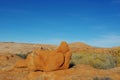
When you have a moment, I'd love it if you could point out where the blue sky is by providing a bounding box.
[0,0,120,47]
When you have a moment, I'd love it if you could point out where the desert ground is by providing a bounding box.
[0,42,120,80]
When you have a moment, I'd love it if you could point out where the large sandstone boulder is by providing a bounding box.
[15,41,72,71]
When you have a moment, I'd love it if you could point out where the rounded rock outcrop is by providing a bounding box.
[15,41,72,71]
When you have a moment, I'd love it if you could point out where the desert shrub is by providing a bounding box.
[113,55,120,67]
[70,53,117,69]
[16,54,28,59]
[113,48,120,66]
[16,52,31,59]
[93,76,112,80]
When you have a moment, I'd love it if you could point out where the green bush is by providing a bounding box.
[70,53,117,69]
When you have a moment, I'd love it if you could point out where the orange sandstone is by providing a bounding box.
[15,41,72,71]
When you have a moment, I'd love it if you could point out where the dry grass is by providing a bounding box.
[70,53,117,69]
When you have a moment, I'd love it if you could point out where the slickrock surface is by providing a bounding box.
[1,64,120,80]
[23,65,120,80]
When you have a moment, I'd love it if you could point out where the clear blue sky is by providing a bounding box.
[0,0,120,47]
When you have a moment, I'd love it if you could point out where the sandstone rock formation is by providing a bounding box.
[15,41,72,71]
